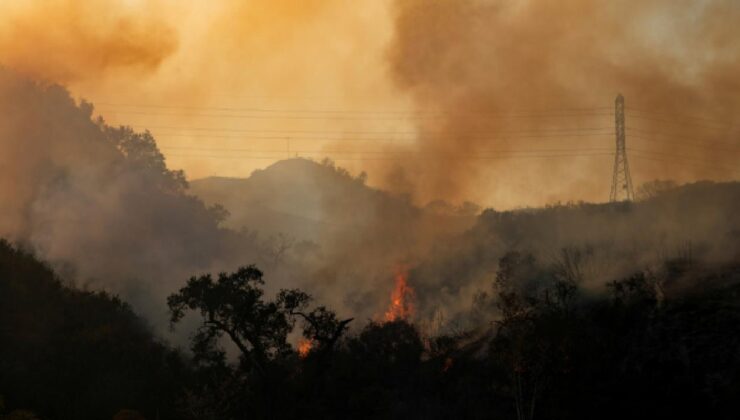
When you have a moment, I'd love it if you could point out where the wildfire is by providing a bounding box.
[443,357,454,373]
[298,338,313,358]
[384,266,415,322]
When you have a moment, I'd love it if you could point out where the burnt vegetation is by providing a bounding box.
[2,232,740,419]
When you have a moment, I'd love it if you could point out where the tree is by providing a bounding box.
[281,293,353,359]
[168,266,302,375]
[635,179,677,201]
[167,265,350,418]
[103,125,188,194]
[491,251,580,420]
[348,320,424,386]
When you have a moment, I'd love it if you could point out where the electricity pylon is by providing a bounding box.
[610,94,634,202]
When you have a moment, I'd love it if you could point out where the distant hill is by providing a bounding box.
[191,165,740,325]
[190,158,478,243]
[409,180,740,324]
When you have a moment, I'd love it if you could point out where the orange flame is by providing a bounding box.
[298,339,313,358]
[443,357,454,373]
[384,266,415,322]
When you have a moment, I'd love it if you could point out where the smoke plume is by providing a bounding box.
[1,1,739,338]
[386,0,740,205]
[0,69,268,331]
[0,0,177,82]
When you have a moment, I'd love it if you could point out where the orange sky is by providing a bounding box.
[0,0,412,182]
[0,0,737,209]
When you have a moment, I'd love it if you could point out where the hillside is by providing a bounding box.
[0,240,187,419]
[190,158,477,243]
[3,238,739,419]
[191,159,374,241]
[0,68,267,330]
[409,181,740,324]
[190,169,740,326]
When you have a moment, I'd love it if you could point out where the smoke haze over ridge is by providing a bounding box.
[387,0,740,204]
[0,1,739,337]
[1,1,737,208]
[2,5,740,418]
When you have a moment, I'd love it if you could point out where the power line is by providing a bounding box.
[97,109,614,122]
[151,131,615,142]
[629,134,740,154]
[97,102,613,117]
[165,151,615,162]
[627,128,739,148]
[626,107,736,127]
[625,112,736,131]
[154,141,740,168]
[133,125,421,135]
[159,145,614,154]
[629,151,736,172]
[156,134,401,143]
[91,97,737,183]
[630,155,730,172]
[134,125,613,136]
[628,148,737,171]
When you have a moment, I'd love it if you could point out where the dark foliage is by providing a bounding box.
[0,240,188,420]
[167,266,353,419]
[2,241,740,419]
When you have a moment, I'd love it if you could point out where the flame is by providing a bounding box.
[384,266,415,322]
[442,357,453,373]
[298,338,313,358]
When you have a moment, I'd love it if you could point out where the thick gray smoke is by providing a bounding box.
[1,68,738,340]
[0,69,264,330]
[408,182,740,331]
[384,0,740,206]
[4,0,740,338]
[0,68,474,331]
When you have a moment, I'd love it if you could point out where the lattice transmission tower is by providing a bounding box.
[610,94,634,202]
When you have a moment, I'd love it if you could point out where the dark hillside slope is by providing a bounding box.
[0,240,186,420]
[0,68,264,329]
[409,181,740,323]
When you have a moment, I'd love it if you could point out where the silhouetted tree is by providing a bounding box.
[167,265,351,418]
[168,266,299,376]
[635,179,677,201]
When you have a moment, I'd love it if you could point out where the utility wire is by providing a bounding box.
[628,148,736,171]
[151,132,615,142]
[91,100,738,179]
[629,134,740,154]
[159,146,614,154]
[97,109,614,121]
[134,125,613,136]
[165,151,615,162]
[629,152,736,172]
[625,112,736,131]
[626,107,736,127]
[97,102,613,117]
[627,128,739,148]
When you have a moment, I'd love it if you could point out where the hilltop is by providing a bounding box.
[190,158,478,242]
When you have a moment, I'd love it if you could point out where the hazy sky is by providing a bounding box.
[0,0,406,177]
[0,0,737,209]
